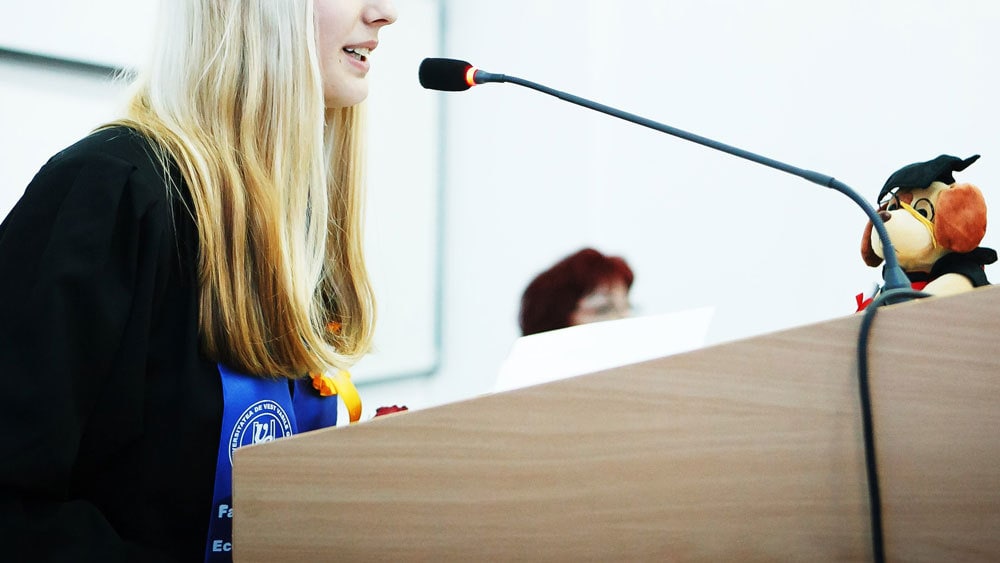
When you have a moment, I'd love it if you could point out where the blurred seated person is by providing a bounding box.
[519,247,634,336]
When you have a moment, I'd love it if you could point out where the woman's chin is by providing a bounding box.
[325,84,369,109]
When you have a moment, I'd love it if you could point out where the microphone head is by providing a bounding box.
[419,58,475,91]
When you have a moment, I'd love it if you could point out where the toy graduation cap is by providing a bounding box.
[878,154,980,202]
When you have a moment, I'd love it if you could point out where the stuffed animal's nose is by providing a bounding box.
[878,210,892,222]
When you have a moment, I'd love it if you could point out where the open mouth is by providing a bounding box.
[344,47,370,63]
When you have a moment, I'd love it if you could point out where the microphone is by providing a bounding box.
[418,57,911,294]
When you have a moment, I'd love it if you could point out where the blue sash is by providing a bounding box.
[204,364,338,562]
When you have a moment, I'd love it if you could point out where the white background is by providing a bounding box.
[3,1,999,416]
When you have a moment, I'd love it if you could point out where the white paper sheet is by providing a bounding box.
[494,306,715,392]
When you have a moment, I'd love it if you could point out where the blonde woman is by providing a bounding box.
[0,0,396,560]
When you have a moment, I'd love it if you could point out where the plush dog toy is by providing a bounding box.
[857,154,996,311]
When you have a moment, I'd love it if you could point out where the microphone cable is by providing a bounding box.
[855,287,929,563]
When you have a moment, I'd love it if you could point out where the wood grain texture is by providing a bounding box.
[233,286,1000,562]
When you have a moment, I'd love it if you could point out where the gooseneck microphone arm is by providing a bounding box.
[421,57,908,562]
[423,58,910,293]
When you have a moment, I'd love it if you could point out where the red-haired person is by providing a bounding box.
[518,248,635,336]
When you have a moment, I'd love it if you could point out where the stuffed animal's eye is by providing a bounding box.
[878,193,898,210]
[913,198,935,221]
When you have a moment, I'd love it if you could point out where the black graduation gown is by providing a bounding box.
[0,127,222,562]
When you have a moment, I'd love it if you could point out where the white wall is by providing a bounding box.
[358,0,1000,412]
[3,1,1000,415]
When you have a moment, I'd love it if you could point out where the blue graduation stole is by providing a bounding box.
[203,364,340,562]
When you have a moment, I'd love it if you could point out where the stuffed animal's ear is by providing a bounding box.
[861,201,885,268]
[861,220,884,267]
[936,183,987,253]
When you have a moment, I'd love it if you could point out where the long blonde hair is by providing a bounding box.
[110,0,375,377]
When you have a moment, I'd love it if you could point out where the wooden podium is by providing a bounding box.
[232,286,1000,561]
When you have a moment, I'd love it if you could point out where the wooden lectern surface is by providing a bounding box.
[233,286,1000,562]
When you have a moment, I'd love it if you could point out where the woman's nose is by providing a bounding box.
[365,0,398,27]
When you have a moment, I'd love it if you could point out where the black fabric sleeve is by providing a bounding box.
[929,247,997,287]
[0,149,176,562]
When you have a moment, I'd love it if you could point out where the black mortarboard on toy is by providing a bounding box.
[878,154,980,202]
